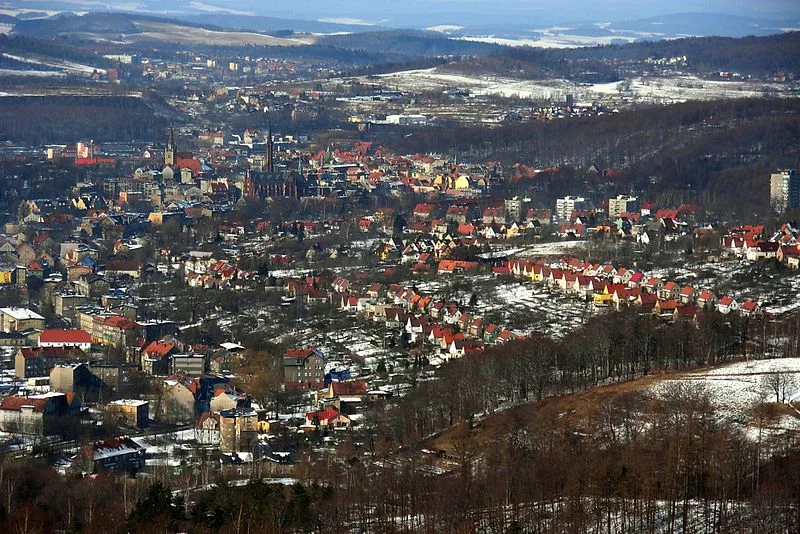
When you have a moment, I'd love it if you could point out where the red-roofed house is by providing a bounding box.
[38,329,91,351]
[697,290,716,310]
[305,407,350,429]
[678,286,695,305]
[141,340,177,376]
[0,393,78,435]
[717,296,739,315]
[413,203,436,220]
[740,300,759,316]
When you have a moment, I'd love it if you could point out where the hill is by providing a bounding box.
[389,98,800,216]
[10,12,316,47]
[0,94,171,143]
[437,31,800,81]
[427,358,800,455]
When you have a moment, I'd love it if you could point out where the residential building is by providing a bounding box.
[38,329,91,351]
[75,437,146,474]
[555,196,589,221]
[219,408,259,453]
[0,308,45,333]
[210,390,251,413]
[770,170,800,213]
[107,399,149,429]
[53,292,88,321]
[15,346,84,379]
[160,377,199,423]
[171,353,205,376]
[282,348,325,391]
[504,197,523,222]
[50,363,109,402]
[608,195,639,217]
[140,340,177,376]
[195,412,220,444]
[0,393,78,435]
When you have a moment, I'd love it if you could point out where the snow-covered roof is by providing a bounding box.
[0,308,44,321]
[108,399,148,407]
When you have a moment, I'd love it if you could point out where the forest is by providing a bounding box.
[438,31,800,81]
[0,96,169,144]
[507,31,800,77]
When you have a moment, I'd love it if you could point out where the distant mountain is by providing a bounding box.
[12,12,144,37]
[169,14,391,35]
[316,31,501,57]
[610,12,798,38]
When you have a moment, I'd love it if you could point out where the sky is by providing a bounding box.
[7,0,800,29]
[222,0,800,25]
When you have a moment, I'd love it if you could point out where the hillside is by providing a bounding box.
[8,13,501,59]
[10,12,315,47]
[427,358,800,454]
[439,31,800,81]
[0,94,171,143]
[388,98,800,215]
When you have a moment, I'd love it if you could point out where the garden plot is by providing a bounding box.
[433,274,592,337]
[291,326,407,374]
[485,282,591,337]
[515,240,589,258]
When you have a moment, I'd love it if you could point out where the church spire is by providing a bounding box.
[165,127,176,166]
[267,120,274,173]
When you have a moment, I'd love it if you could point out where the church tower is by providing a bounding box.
[164,127,176,166]
[266,121,274,173]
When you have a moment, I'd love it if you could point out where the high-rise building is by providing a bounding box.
[770,170,800,213]
[608,195,640,217]
[555,196,590,221]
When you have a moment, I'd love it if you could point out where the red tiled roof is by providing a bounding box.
[332,381,368,396]
[306,408,340,421]
[40,329,91,344]
[285,348,319,359]
[143,340,175,359]
[0,396,48,412]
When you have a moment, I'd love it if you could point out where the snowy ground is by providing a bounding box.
[368,68,794,104]
[587,75,788,103]
[414,273,591,338]
[458,30,641,49]
[2,52,105,75]
[650,358,800,436]
[375,68,574,100]
[292,325,406,375]
[514,240,589,258]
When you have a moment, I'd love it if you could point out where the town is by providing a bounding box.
[1,5,800,533]
[1,123,798,474]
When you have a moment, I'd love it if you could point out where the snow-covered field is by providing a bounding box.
[376,68,573,100]
[415,273,591,337]
[514,240,588,258]
[650,358,800,435]
[1,52,105,75]
[127,21,314,46]
[459,31,640,49]
[587,75,787,103]
[369,68,793,104]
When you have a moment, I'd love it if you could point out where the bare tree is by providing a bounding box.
[760,367,797,404]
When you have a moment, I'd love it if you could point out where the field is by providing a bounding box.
[365,68,793,105]
[122,21,316,46]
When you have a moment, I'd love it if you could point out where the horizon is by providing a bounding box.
[5,1,800,30]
